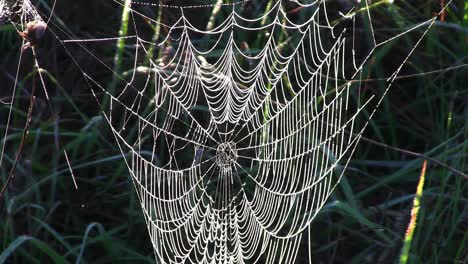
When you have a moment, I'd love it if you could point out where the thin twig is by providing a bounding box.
[0,45,24,169]
[31,48,78,190]
[0,71,36,200]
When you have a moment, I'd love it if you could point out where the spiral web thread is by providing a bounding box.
[32,0,441,262]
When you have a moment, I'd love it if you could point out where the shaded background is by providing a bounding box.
[0,0,467,263]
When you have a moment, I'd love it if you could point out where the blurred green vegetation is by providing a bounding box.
[0,0,467,263]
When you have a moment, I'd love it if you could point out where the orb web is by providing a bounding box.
[54,0,442,262]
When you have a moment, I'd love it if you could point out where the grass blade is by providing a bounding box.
[0,235,69,264]
[399,160,427,264]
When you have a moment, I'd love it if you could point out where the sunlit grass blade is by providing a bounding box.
[104,0,131,109]
[399,160,427,264]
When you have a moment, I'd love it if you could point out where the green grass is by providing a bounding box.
[0,0,466,263]
[399,160,426,264]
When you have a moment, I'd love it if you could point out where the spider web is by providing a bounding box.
[18,0,444,262]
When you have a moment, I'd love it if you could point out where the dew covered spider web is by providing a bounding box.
[3,0,446,262]
[60,0,442,262]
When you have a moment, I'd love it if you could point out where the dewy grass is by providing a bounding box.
[399,160,427,264]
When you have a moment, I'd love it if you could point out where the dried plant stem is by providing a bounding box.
[31,48,78,190]
[0,46,23,170]
[0,67,36,201]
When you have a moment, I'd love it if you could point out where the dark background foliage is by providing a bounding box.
[0,0,466,263]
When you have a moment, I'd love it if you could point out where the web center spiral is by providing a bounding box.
[216,142,237,171]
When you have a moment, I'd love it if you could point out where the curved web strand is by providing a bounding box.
[55,0,444,262]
